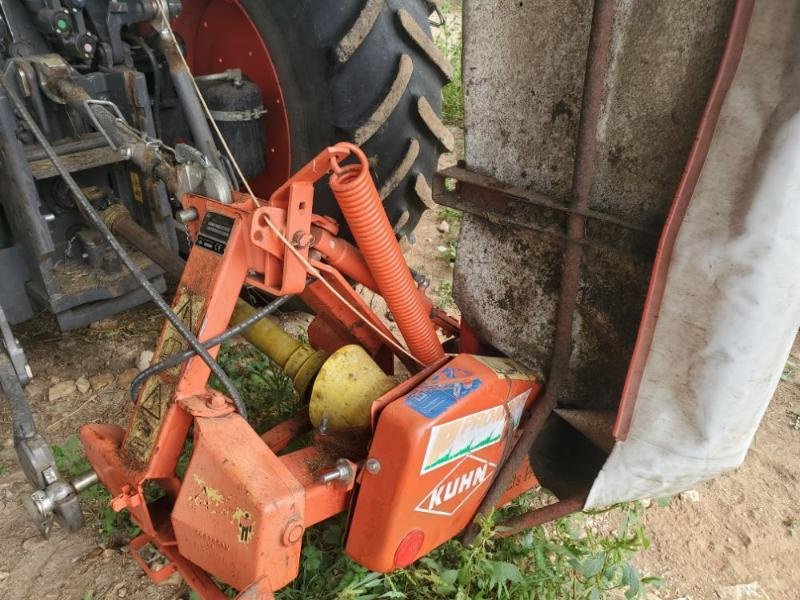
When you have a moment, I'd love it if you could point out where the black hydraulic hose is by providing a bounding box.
[130,292,296,401]
[0,72,247,418]
[126,35,162,140]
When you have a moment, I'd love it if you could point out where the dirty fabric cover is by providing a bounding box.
[586,0,800,507]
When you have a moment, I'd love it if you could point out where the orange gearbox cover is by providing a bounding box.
[345,354,539,571]
[172,414,305,592]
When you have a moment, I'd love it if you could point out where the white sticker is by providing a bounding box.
[420,390,530,475]
[415,455,496,517]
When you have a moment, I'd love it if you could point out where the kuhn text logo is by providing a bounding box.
[415,455,496,516]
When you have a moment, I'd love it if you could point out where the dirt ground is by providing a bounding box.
[634,337,800,600]
[0,130,798,598]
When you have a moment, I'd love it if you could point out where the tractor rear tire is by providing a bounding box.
[236,0,453,241]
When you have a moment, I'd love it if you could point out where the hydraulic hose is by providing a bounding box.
[329,143,444,365]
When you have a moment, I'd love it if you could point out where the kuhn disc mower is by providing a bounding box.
[2,0,799,598]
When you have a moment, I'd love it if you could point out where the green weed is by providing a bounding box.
[273,498,659,599]
[298,330,310,346]
[435,1,464,126]
[435,281,455,309]
[210,342,300,433]
[788,410,800,431]
[438,207,462,227]
[437,240,457,265]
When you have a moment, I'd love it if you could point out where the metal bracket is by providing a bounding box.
[208,107,267,122]
[0,344,90,537]
[82,98,127,150]
[434,165,660,258]
[0,304,30,385]
[24,470,97,537]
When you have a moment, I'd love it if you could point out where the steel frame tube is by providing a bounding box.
[494,496,587,538]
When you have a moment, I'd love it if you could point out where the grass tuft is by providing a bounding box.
[435,0,464,127]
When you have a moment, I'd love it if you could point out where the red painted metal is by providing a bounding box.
[261,411,311,452]
[310,221,378,291]
[301,262,400,373]
[614,0,756,439]
[493,495,587,538]
[172,0,291,198]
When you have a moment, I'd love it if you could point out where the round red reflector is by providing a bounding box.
[394,529,425,568]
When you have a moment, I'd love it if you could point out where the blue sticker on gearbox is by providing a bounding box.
[405,374,482,418]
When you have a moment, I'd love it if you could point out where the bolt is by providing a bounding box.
[71,470,98,493]
[292,231,314,248]
[365,458,381,474]
[282,519,304,546]
[206,393,227,409]
[176,207,198,224]
[319,459,353,484]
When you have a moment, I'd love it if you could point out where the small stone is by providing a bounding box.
[48,380,76,402]
[641,497,652,508]
[89,318,118,331]
[22,535,48,552]
[117,368,139,389]
[436,245,448,253]
[102,548,116,561]
[716,582,770,600]
[437,220,450,234]
[137,350,154,371]
[0,571,9,581]
[75,376,91,394]
[90,372,115,391]
[117,587,127,598]
[679,489,700,502]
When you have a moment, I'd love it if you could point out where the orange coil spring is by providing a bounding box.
[329,143,444,365]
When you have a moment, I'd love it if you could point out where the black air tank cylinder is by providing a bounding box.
[201,79,267,179]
